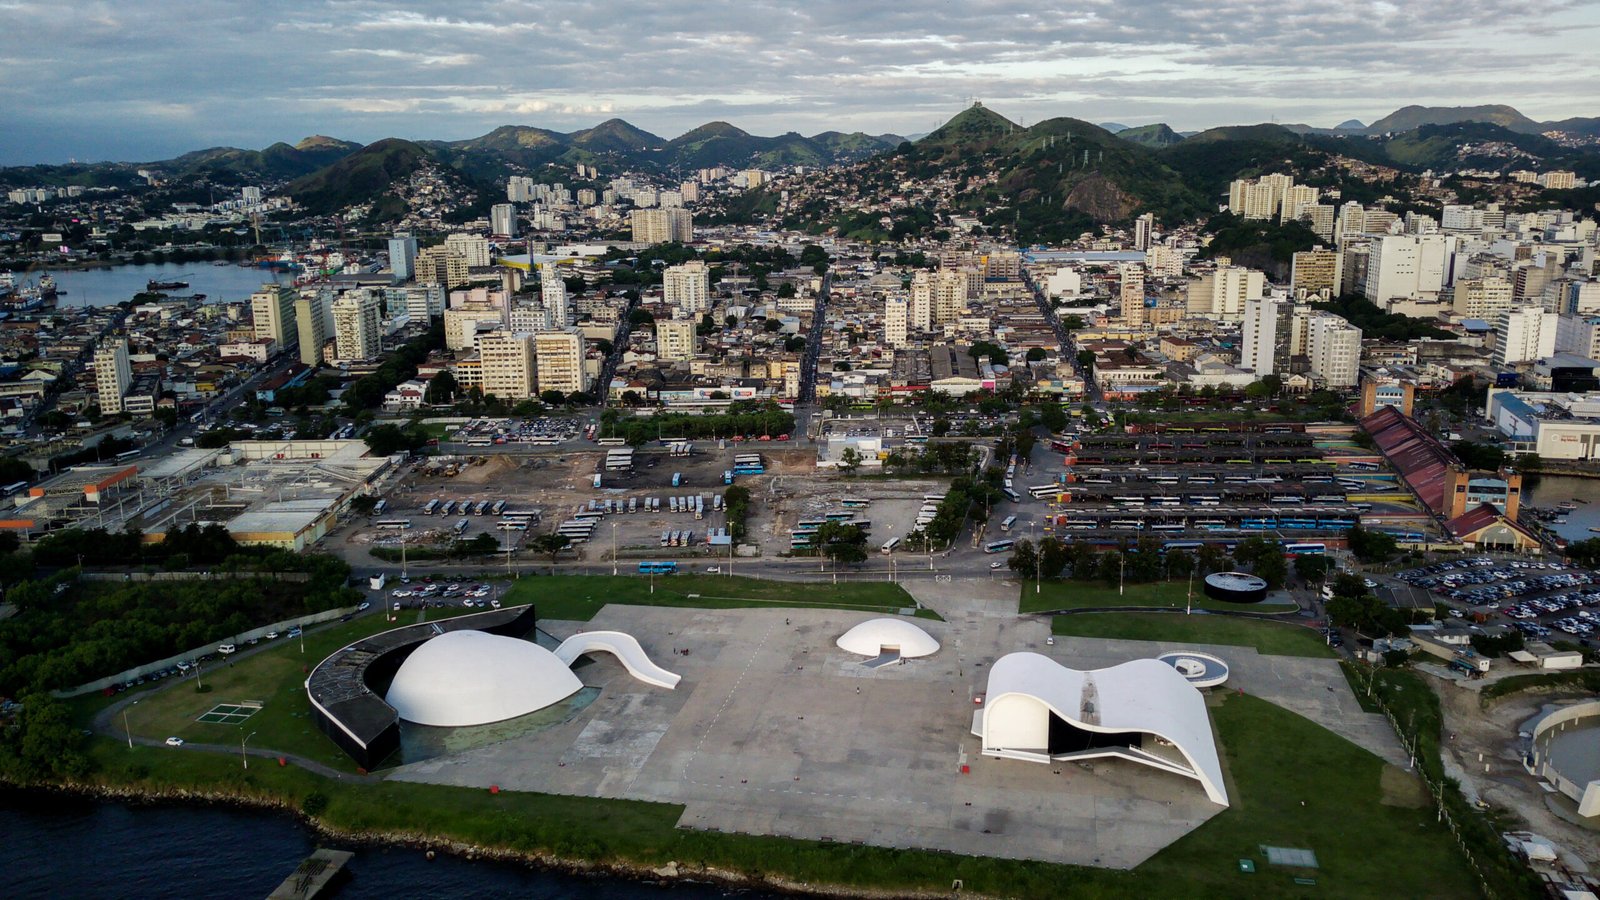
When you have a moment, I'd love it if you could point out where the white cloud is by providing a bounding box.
[0,0,1597,162]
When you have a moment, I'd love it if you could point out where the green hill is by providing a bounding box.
[1379,122,1566,170]
[569,118,666,153]
[1116,124,1182,147]
[1366,104,1543,135]
[167,136,360,183]
[286,138,442,217]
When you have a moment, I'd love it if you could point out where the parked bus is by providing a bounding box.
[1283,542,1327,556]
[880,537,901,555]
[1000,515,1018,532]
[373,519,412,530]
[453,517,469,534]
[1003,487,1021,503]
[841,497,871,508]
[490,500,507,516]
[465,436,493,447]
[422,499,440,515]
[372,499,388,515]
[983,539,1016,554]
[1027,485,1058,499]
[0,481,27,496]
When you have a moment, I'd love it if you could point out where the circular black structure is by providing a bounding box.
[1203,571,1269,604]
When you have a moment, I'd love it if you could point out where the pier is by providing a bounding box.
[267,848,352,899]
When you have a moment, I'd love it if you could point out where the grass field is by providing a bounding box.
[1051,612,1336,658]
[114,607,481,773]
[1020,579,1299,615]
[505,574,932,621]
[83,691,1476,899]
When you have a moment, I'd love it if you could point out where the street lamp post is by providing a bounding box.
[1030,520,1040,595]
[241,730,257,769]
[611,522,618,577]
[123,699,139,749]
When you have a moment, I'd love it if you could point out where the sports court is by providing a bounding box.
[195,702,262,725]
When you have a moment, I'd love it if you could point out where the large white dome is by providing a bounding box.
[836,617,940,658]
[386,630,583,727]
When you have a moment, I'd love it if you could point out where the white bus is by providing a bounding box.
[880,537,901,555]
[1000,515,1018,532]
[983,539,1015,554]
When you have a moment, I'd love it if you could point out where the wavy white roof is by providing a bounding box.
[386,630,583,727]
[976,652,1228,806]
[837,617,940,658]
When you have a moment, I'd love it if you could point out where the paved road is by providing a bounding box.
[89,613,382,782]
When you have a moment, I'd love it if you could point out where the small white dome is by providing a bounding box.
[837,617,940,658]
[387,630,583,727]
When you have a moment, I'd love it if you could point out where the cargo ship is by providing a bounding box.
[146,278,190,291]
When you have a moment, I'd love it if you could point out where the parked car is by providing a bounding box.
[217,643,237,655]
[165,737,185,747]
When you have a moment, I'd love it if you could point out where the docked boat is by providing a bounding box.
[146,279,190,291]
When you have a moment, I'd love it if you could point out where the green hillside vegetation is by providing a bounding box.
[903,107,1211,237]
[286,138,460,219]
[1197,213,1321,279]
[1115,123,1181,147]
[169,137,360,184]
[1179,123,1305,145]
[1365,103,1542,135]
[1310,296,1454,341]
[1379,122,1564,170]
[1157,135,1327,205]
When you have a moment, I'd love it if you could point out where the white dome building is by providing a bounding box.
[836,617,940,659]
[386,630,584,727]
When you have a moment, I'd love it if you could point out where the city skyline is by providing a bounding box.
[2,0,1599,164]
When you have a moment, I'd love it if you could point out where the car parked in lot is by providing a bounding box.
[165,737,184,747]
[217,643,236,655]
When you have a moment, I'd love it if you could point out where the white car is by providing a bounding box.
[706,566,722,574]
[217,643,237,655]
[165,736,184,747]
[265,631,280,640]
[990,561,1005,570]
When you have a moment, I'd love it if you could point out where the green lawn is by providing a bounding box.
[118,607,480,773]
[505,574,933,621]
[1051,612,1336,658]
[1020,579,1299,615]
[80,691,1476,899]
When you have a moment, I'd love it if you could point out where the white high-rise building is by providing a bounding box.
[909,271,933,330]
[884,296,908,348]
[1363,234,1456,306]
[332,292,382,361]
[932,270,967,324]
[293,293,332,366]
[94,338,133,415]
[510,302,549,334]
[1306,312,1362,388]
[478,332,536,400]
[1555,315,1600,358]
[1241,298,1289,376]
[250,283,298,354]
[1452,278,1514,319]
[444,233,491,267]
[534,329,587,396]
[1133,213,1154,252]
[1494,307,1557,367]
[1186,267,1264,323]
[630,208,693,244]
[656,317,696,361]
[490,203,517,238]
[663,260,710,314]
[540,265,569,325]
[388,233,418,280]
[1119,264,1146,326]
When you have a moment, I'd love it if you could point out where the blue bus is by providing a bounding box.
[638,561,679,575]
[984,539,1016,554]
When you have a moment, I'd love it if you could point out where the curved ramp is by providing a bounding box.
[554,630,681,689]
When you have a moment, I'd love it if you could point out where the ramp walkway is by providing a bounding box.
[861,648,901,669]
[554,630,681,689]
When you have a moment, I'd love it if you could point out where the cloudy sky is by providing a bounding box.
[2,0,1597,164]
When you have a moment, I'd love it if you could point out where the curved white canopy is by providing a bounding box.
[837,617,940,658]
[554,630,681,689]
[975,652,1228,806]
[386,630,583,727]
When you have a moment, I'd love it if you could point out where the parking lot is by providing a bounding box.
[448,416,585,447]
[1396,557,1600,642]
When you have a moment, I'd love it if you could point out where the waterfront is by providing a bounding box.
[37,262,290,308]
[1525,475,1600,544]
[3,791,777,900]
